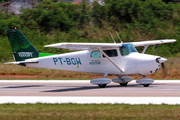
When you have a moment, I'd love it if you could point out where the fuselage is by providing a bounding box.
[25,43,164,76]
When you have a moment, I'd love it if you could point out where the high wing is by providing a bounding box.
[44,39,176,50]
[44,43,122,50]
[130,39,176,47]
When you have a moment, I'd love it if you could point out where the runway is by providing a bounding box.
[0,80,180,104]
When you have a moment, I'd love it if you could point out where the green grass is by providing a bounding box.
[0,103,179,120]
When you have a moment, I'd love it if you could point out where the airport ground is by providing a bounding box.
[0,63,180,119]
[0,80,180,120]
[0,80,180,97]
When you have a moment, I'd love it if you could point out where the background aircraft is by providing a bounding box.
[5,28,176,88]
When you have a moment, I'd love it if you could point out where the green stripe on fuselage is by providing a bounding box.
[39,53,57,57]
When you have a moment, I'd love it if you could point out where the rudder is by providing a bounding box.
[6,28,39,61]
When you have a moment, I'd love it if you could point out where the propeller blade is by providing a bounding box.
[161,63,167,78]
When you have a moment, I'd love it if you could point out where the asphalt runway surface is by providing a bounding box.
[0,80,180,97]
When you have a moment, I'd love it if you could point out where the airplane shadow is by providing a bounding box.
[3,85,43,88]
[43,84,140,93]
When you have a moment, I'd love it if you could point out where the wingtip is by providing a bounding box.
[169,39,176,42]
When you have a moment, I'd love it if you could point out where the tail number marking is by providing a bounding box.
[53,58,82,65]
[18,52,33,57]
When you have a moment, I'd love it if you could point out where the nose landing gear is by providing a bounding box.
[136,75,154,87]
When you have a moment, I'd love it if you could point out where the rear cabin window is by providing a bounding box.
[91,51,100,58]
[103,49,118,57]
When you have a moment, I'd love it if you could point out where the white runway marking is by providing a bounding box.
[0,96,180,104]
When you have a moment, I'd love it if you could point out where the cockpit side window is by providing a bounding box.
[103,49,118,57]
[91,51,100,58]
[120,43,138,56]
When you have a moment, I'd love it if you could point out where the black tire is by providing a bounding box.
[120,82,128,86]
[98,84,107,88]
[143,84,149,87]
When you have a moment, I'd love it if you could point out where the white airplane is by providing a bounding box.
[5,28,176,88]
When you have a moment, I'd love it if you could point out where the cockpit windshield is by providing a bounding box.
[119,43,138,56]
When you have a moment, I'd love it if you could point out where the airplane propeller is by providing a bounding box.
[161,63,167,77]
[156,57,168,78]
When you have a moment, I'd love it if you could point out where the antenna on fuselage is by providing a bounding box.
[109,31,116,44]
[116,31,123,44]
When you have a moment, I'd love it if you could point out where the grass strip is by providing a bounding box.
[0,103,179,120]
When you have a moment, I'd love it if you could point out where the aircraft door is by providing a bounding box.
[88,50,103,74]
[102,49,122,75]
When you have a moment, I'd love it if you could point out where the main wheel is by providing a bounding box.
[143,84,149,87]
[98,84,107,88]
[120,82,128,86]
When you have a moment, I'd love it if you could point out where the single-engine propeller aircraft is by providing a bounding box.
[5,28,176,88]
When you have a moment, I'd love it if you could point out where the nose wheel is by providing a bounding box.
[143,84,149,87]
[98,84,107,88]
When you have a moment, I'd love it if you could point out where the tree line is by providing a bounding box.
[0,0,180,61]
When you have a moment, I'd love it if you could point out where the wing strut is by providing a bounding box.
[142,45,149,54]
[98,47,124,73]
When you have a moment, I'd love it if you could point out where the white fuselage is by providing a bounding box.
[25,47,162,76]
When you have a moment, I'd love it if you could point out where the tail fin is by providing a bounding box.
[6,28,39,61]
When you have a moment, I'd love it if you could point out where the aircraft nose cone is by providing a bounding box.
[159,57,167,63]
[155,57,167,63]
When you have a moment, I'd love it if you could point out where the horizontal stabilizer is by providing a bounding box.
[4,60,38,65]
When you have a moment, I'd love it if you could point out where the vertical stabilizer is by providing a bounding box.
[6,28,39,61]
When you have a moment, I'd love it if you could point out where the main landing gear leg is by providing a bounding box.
[118,76,128,86]
[97,73,109,88]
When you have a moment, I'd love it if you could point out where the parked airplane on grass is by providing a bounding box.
[5,28,176,88]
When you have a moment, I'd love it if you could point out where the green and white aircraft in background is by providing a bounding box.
[5,28,176,88]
